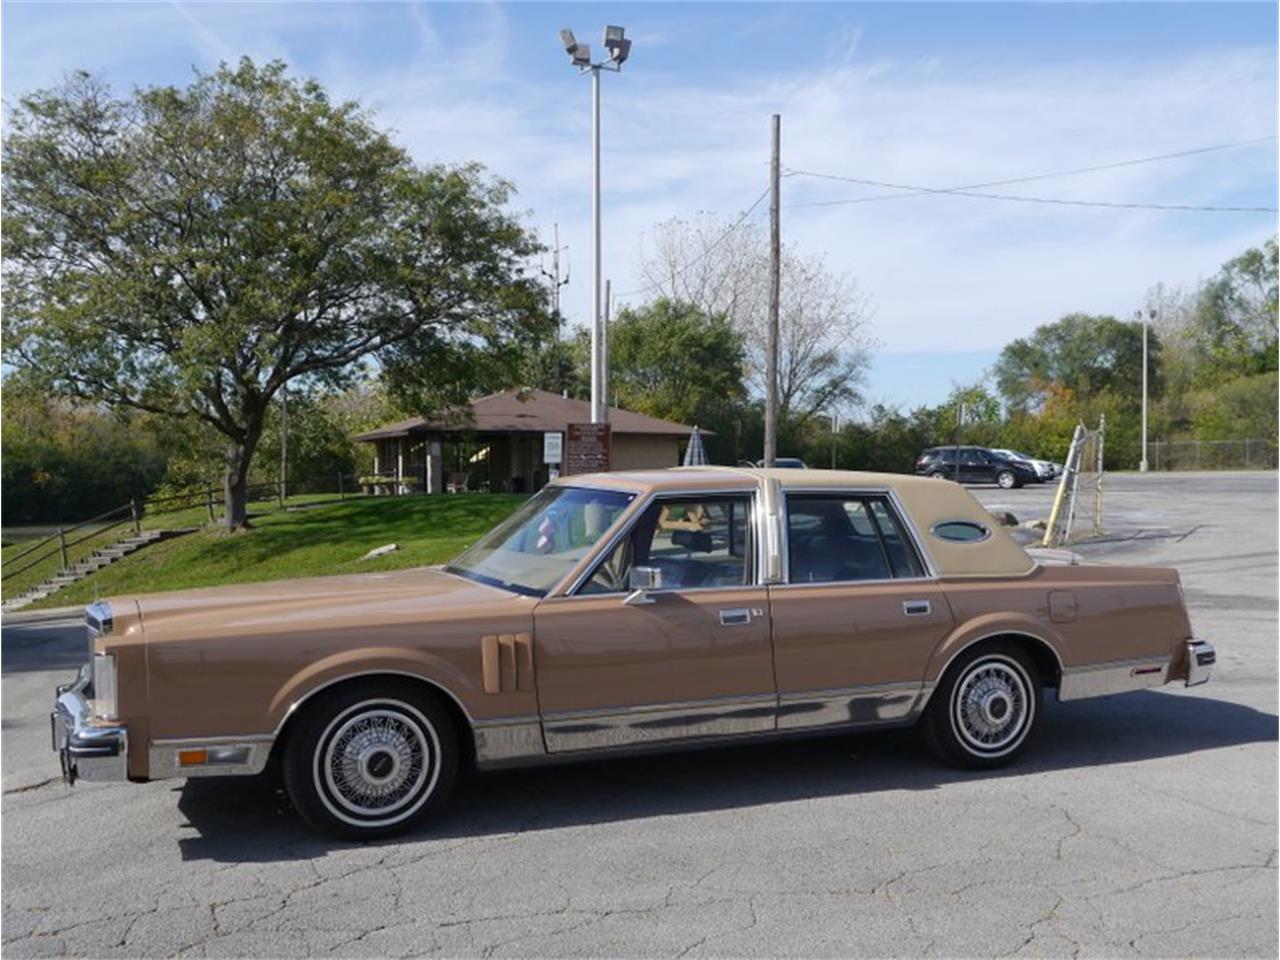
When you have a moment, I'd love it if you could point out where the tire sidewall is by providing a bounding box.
[927,644,1041,769]
[283,680,458,840]
[996,470,1016,489]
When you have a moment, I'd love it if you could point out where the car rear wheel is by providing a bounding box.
[995,469,1019,489]
[923,643,1041,769]
[282,680,458,840]
[928,470,949,480]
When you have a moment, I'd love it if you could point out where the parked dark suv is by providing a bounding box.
[915,446,1039,489]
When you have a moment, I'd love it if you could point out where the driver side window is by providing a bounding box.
[580,495,754,594]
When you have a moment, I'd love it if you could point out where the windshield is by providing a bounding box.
[446,486,636,596]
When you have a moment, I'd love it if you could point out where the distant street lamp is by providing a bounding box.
[558,25,632,424]
[1135,308,1154,472]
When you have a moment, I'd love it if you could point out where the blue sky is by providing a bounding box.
[3,2,1276,411]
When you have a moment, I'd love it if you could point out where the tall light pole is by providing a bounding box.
[559,25,631,424]
[603,278,612,413]
[1135,308,1153,472]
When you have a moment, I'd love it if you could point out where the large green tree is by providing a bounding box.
[3,59,548,528]
[1191,236,1278,385]
[1,381,169,524]
[605,299,748,428]
[993,313,1162,414]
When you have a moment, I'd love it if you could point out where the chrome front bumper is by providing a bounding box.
[1186,639,1215,687]
[51,665,128,784]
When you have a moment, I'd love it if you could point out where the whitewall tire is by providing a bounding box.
[283,680,458,839]
[923,643,1041,769]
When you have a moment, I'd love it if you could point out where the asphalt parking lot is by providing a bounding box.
[3,471,1276,958]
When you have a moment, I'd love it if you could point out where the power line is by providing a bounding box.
[616,185,771,300]
[786,170,1277,213]
[787,135,1278,211]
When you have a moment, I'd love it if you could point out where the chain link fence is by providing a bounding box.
[1149,439,1278,471]
[1043,418,1105,547]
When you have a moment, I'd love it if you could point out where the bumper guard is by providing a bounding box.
[1186,639,1215,688]
[51,665,128,784]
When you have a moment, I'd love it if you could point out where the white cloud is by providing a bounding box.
[2,4,1275,358]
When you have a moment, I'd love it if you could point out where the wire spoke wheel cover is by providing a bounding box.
[314,699,441,828]
[950,656,1033,758]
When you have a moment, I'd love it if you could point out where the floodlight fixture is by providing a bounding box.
[559,28,578,54]
[571,42,592,67]
[603,26,630,64]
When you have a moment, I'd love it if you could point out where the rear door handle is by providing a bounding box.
[719,608,753,626]
[903,600,931,617]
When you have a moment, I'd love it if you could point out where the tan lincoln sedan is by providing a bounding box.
[52,468,1215,838]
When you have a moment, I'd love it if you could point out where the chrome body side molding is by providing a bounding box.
[541,694,777,753]
[1056,656,1172,701]
[777,681,932,730]
[473,717,546,766]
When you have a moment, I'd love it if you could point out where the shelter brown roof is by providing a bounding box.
[355,389,708,441]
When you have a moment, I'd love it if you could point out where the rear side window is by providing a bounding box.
[868,500,926,577]
[786,494,926,583]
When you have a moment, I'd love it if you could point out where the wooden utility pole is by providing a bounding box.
[764,113,781,468]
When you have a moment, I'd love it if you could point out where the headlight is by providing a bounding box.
[92,653,118,719]
[85,601,113,662]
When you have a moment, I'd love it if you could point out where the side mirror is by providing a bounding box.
[624,565,662,606]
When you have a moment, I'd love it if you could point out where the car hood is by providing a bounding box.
[118,566,528,639]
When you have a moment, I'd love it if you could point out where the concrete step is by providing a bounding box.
[6,527,192,610]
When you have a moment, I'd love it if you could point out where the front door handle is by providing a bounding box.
[719,608,753,626]
[903,600,931,617]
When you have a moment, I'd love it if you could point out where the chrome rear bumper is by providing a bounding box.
[51,665,128,784]
[1186,639,1215,687]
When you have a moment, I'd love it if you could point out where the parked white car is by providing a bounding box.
[990,449,1058,483]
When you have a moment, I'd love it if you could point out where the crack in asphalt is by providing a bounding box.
[1097,859,1277,898]
[1132,782,1279,829]
[2,776,61,795]
[1054,805,1083,861]
[999,891,1067,958]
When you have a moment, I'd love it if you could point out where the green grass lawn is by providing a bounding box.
[12,494,526,610]
[1,493,352,602]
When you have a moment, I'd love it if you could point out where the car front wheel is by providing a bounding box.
[995,469,1018,489]
[282,680,458,840]
[923,643,1041,769]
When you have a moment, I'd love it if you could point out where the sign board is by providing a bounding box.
[565,423,612,475]
[543,431,563,465]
